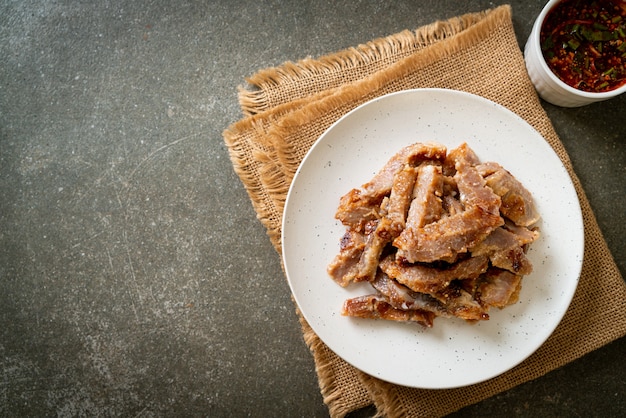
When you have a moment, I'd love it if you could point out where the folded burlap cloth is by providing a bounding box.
[223,5,626,417]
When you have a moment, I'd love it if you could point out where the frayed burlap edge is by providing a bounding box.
[239,8,502,115]
[224,92,333,248]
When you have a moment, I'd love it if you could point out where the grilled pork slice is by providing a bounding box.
[443,142,481,176]
[342,294,435,327]
[454,158,501,215]
[385,165,419,237]
[370,271,448,314]
[353,218,393,282]
[379,254,489,295]
[476,268,522,308]
[502,220,540,245]
[327,230,366,287]
[442,194,464,217]
[393,163,445,262]
[477,162,540,227]
[470,227,534,275]
[335,142,447,231]
[432,282,489,321]
[333,188,383,233]
[406,163,444,229]
[394,205,503,263]
[370,270,414,307]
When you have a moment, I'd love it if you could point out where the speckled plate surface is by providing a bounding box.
[281,89,583,389]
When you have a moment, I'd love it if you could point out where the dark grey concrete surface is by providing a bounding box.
[1,1,624,416]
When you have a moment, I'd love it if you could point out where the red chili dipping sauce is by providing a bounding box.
[540,0,626,92]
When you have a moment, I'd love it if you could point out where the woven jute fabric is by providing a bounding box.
[223,5,626,417]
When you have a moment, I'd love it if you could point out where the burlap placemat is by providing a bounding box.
[223,5,626,417]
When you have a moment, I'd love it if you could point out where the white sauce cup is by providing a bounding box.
[524,0,626,107]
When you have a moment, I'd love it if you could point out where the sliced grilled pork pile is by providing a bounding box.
[327,142,540,327]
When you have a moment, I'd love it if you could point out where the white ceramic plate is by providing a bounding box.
[282,89,583,389]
